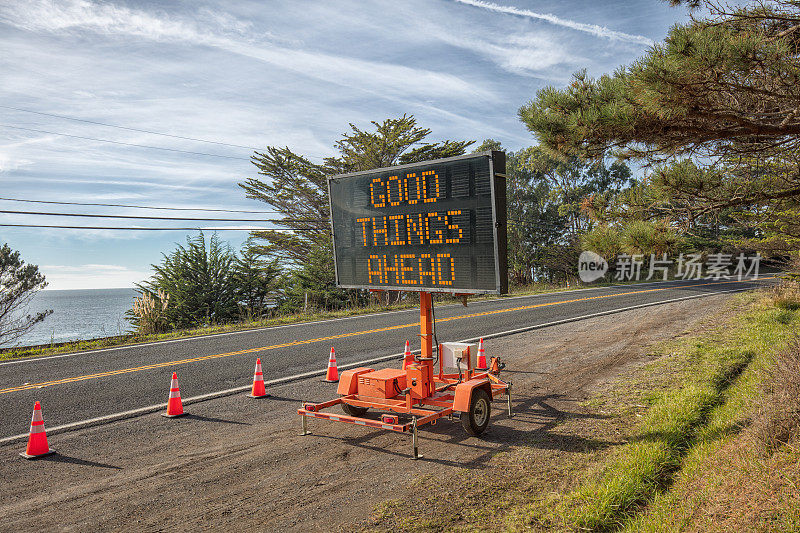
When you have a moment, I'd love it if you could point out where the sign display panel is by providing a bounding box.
[328,151,507,294]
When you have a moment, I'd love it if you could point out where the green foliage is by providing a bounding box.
[520,1,800,259]
[621,220,682,256]
[134,233,239,329]
[0,243,51,345]
[582,221,682,265]
[233,244,282,320]
[483,141,632,284]
[581,224,625,260]
[595,156,793,248]
[520,1,800,161]
[504,148,566,284]
[277,239,355,312]
[131,235,285,331]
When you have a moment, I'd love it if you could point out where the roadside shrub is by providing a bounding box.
[129,289,170,335]
[753,337,800,451]
[767,280,800,311]
[135,232,238,329]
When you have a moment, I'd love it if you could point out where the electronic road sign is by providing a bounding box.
[328,151,507,294]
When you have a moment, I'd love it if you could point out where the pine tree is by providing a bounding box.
[474,140,632,284]
[520,1,800,162]
[519,1,800,252]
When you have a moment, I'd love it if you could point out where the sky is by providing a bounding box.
[0,0,689,289]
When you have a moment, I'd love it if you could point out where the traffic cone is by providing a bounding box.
[248,358,268,398]
[476,338,488,370]
[402,340,414,369]
[323,347,339,382]
[20,401,54,459]
[162,372,185,417]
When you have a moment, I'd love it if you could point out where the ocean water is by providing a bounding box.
[6,288,138,347]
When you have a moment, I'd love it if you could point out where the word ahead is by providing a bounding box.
[368,252,456,286]
[328,151,507,294]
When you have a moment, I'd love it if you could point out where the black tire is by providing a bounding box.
[461,388,491,436]
[342,403,368,417]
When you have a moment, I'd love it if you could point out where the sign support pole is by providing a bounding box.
[420,292,433,358]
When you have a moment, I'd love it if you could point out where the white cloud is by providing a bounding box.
[452,0,654,46]
[0,133,54,172]
[39,263,151,289]
[429,27,580,77]
[1,0,493,101]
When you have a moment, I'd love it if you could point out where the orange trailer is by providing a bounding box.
[298,292,511,458]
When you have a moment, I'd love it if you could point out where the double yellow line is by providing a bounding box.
[0,277,768,395]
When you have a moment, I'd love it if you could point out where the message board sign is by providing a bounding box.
[328,151,507,294]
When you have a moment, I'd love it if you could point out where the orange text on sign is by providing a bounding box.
[368,253,456,286]
[357,211,464,247]
[369,170,441,208]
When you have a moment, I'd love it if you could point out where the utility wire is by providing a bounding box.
[0,224,320,231]
[0,209,324,223]
[0,124,252,161]
[0,104,261,150]
[0,196,278,214]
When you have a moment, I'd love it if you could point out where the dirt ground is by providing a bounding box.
[0,295,732,532]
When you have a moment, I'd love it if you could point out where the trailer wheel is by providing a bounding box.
[342,403,368,417]
[461,388,491,436]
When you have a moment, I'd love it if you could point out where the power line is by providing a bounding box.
[0,223,320,231]
[0,209,266,222]
[0,209,324,223]
[0,124,252,161]
[0,104,261,150]
[0,196,278,214]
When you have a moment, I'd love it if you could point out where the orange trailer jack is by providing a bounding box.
[298,292,511,458]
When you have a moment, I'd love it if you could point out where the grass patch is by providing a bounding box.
[768,279,800,311]
[619,317,800,531]
[554,289,799,531]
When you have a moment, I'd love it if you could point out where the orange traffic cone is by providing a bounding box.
[323,347,339,382]
[476,338,488,370]
[162,372,185,417]
[248,358,268,398]
[20,401,54,459]
[402,340,414,369]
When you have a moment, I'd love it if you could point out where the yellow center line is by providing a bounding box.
[0,277,769,395]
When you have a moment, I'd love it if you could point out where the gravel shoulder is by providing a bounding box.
[0,295,732,532]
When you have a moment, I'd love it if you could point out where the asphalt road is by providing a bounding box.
[0,277,771,439]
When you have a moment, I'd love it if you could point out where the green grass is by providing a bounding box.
[556,293,798,531]
[618,304,800,532]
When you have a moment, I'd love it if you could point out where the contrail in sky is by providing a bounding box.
[453,0,654,46]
